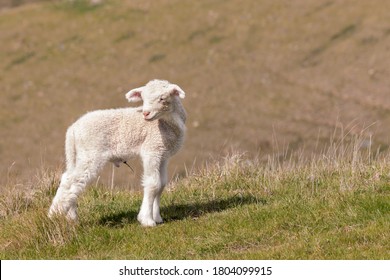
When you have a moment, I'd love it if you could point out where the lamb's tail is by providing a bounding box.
[65,126,77,171]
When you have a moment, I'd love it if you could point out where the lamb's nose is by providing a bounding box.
[143,111,150,117]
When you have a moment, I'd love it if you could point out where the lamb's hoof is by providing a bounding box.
[48,210,55,219]
[66,208,78,222]
[138,215,157,227]
[48,205,78,223]
[154,215,164,224]
[48,205,61,219]
[141,219,157,227]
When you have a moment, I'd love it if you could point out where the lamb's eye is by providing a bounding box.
[159,97,165,102]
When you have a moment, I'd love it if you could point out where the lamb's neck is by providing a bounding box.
[161,98,186,130]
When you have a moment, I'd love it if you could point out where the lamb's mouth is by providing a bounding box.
[144,112,160,121]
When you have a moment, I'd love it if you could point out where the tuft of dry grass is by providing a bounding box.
[0,165,79,254]
[0,165,60,219]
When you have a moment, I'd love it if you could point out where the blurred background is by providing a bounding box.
[1,0,390,188]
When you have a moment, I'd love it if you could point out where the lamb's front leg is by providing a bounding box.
[138,156,162,227]
[153,159,168,224]
[138,186,159,227]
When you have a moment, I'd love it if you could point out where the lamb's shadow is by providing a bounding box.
[99,194,265,227]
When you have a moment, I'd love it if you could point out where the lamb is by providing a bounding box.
[48,79,186,227]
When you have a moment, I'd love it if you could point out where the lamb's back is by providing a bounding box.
[70,107,147,149]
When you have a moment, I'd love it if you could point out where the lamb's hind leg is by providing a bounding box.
[49,172,72,218]
[48,171,86,221]
[49,161,102,221]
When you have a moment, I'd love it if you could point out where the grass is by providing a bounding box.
[6,51,35,70]
[1,140,389,259]
[52,0,104,14]
[0,0,389,260]
[302,23,358,66]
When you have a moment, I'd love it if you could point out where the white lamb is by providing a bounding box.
[48,79,186,227]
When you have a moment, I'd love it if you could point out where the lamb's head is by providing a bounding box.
[126,79,185,121]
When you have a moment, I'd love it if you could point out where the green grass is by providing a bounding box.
[1,147,389,259]
[6,51,35,70]
[53,0,104,14]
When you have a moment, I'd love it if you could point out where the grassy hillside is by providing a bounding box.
[1,0,390,186]
[0,0,389,259]
[1,143,389,259]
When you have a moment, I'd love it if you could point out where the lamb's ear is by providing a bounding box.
[125,87,144,102]
[169,84,185,99]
